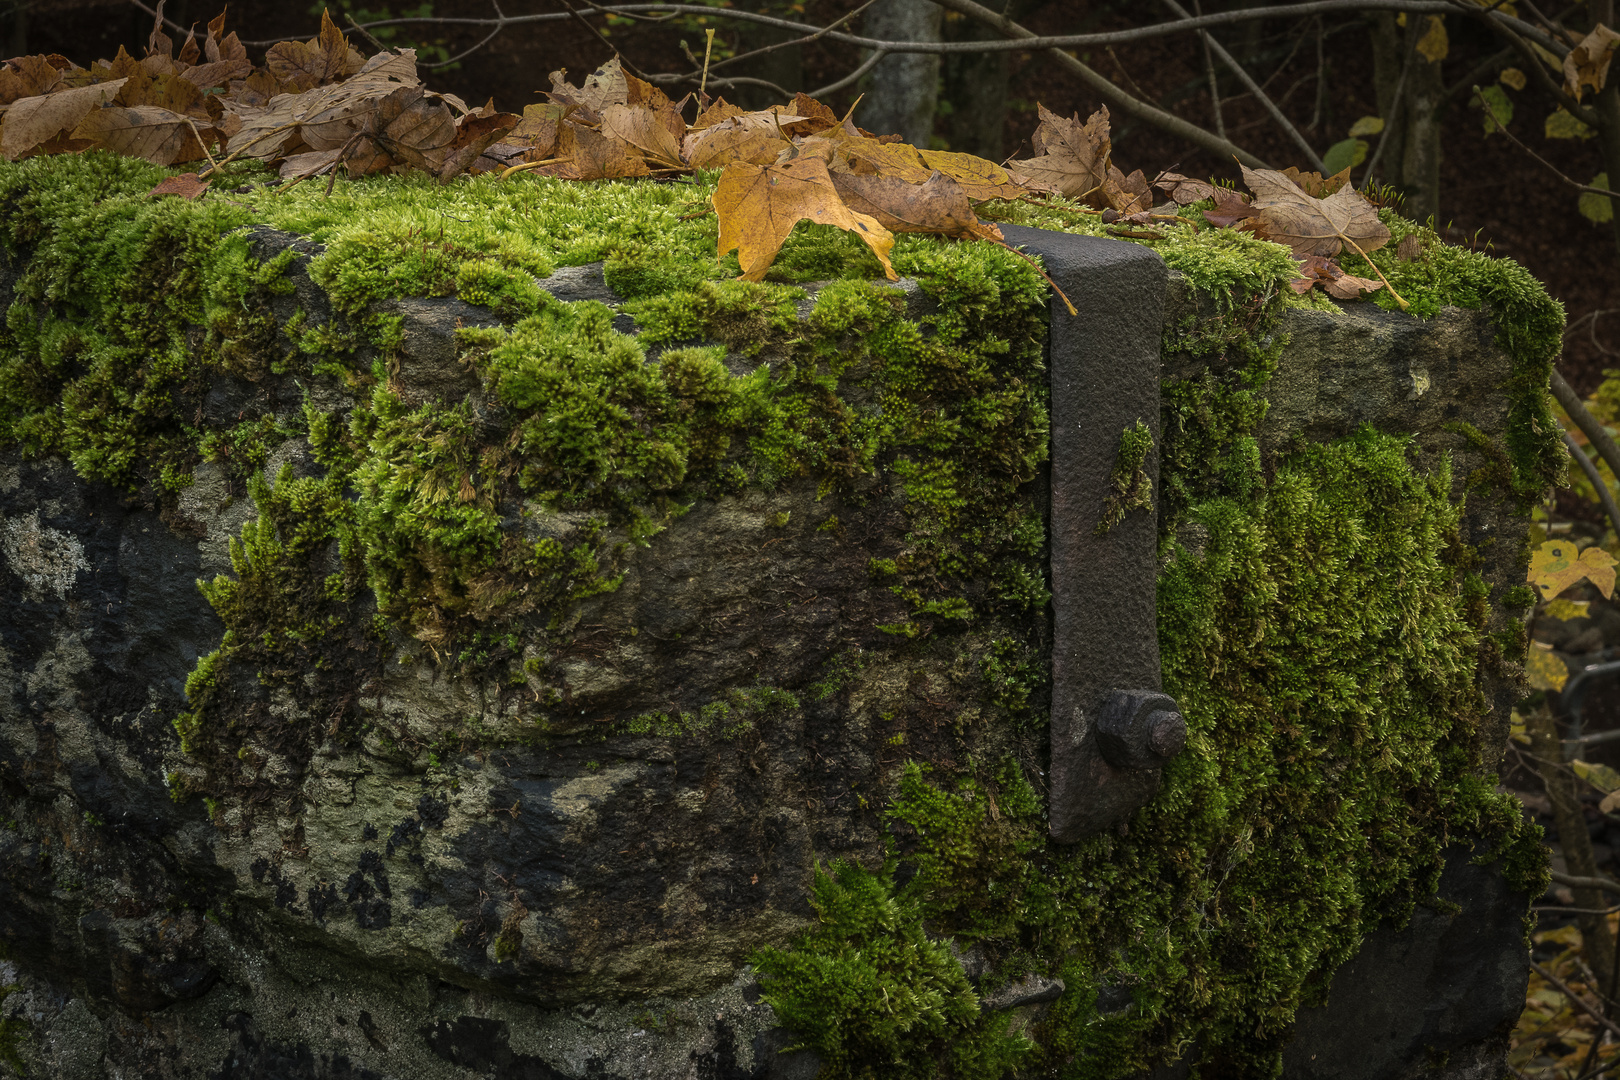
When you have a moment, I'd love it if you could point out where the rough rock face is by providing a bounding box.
[0,215,1538,1080]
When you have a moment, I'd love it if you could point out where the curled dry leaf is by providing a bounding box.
[1,77,128,160]
[0,55,65,106]
[1203,186,1257,228]
[831,170,993,239]
[1154,172,1216,205]
[715,157,896,282]
[1564,24,1620,102]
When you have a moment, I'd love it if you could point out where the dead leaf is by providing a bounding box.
[0,55,65,106]
[279,147,346,180]
[1565,24,1620,101]
[601,102,683,167]
[1240,164,1391,258]
[1324,271,1383,299]
[265,9,364,92]
[1103,164,1152,213]
[1415,15,1449,63]
[224,50,420,161]
[148,171,211,199]
[1277,164,1352,198]
[830,169,988,237]
[370,87,458,174]
[72,103,209,165]
[684,123,789,168]
[916,148,1029,201]
[1155,171,1216,205]
[1396,234,1424,261]
[561,123,649,180]
[0,77,129,160]
[1203,186,1257,228]
[1006,103,1111,201]
[438,106,520,180]
[714,157,895,281]
[547,59,628,125]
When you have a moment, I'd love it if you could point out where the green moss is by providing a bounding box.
[753,857,1032,1079]
[1097,420,1154,535]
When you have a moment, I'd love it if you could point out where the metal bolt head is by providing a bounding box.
[1096,690,1186,770]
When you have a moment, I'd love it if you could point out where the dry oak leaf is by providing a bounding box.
[1565,24,1620,101]
[1240,165,1390,259]
[1007,104,1111,201]
[1,77,129,160]
[1530,539,1617,600]
[148,171,211,199]
[715,157,896,282]
[830,169,999,239]
[73,104,209,165]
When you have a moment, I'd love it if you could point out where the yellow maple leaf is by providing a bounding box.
[1529,539,1617,600]
[1527,642,1570,692]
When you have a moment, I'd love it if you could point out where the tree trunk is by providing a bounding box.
[862,0,943,146]
[1399,15,1444,226]
[1366,13,1407,187]
[5,1,26,59]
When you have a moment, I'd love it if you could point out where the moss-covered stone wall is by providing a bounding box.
[0,151,1561,1079]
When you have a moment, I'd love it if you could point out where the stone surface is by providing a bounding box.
[0,224,1540,1079]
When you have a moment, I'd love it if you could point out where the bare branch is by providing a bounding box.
[1161,0,1327,171]
[1552,369,1620,486]
[929,0,1270,168]
[1473,86,1614,196]
[1193,0,1226,141]
[343,1,1468,54]
[807,49,888,100]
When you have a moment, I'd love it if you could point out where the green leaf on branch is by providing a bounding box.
[1476,84,1514,135]
[1580,173,1615,224]
[1321,138,1367,176]
[1347,115,1384,137]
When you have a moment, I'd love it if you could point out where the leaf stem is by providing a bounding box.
[1338,232,1408,309]
[992,239,1079,316]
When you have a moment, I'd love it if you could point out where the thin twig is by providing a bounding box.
[1194,0,1227,140]
[1161,0,1327,171]
[336,0,1483,53]
[183,116,218,172]
[1472,86,1613,197]
[807,49,887,100]
[1562,432,1620,544]
[1531,959,1620,1040]
[1554,869,1620,897]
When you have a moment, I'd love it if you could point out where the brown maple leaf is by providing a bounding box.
[1276,164,1352,198]
[1006,104,1111,201]
[0,55,65,106]
[546,59,629,125]
[1242,165,1404,307]
[266,9,364,92]
[714,157,895,281]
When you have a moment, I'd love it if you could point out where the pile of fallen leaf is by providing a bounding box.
[0,5,1405,303]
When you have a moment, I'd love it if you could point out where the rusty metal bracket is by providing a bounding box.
[1000,225,1179,842]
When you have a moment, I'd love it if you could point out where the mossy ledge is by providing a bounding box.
[0,151,1559,1079]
